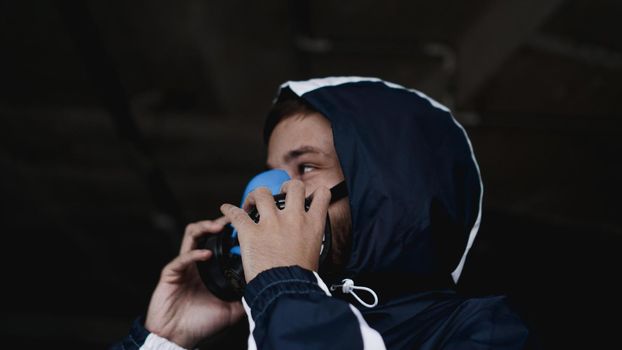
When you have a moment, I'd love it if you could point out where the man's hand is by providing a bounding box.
[145,218,244,349]
[220,180,332,282]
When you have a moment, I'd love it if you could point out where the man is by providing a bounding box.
[112,77,531,349]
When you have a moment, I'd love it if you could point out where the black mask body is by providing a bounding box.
[197,169,348,301]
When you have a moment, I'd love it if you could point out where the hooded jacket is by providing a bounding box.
[112,77,530,350]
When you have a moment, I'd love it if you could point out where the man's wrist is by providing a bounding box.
[144,320,195,349]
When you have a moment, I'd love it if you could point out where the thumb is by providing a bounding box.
[161,249,212,281]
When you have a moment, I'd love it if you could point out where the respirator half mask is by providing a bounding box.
[196,169,347,301]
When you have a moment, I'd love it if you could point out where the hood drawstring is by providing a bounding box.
[330,279,379,308]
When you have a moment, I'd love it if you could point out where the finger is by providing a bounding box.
[308,186,332,222]
[241,192,256,212]
[180,217,229,254]
[247,187,277,220]
[220,203,255,233]
[163,249,212,278]
[281,180,305,213]
[227,301,245,318]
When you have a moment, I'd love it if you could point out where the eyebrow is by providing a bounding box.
[285,145,322,162]
[266,145,322,168]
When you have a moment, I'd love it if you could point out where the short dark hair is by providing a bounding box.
[263,96,319,144]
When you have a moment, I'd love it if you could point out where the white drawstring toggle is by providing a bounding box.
[330,279,379,308]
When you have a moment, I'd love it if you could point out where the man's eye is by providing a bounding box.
[299,164,315,174]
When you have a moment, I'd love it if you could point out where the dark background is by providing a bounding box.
[1,0,620,348]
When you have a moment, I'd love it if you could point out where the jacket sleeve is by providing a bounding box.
[109,317,189,350]
[242,266,386,350]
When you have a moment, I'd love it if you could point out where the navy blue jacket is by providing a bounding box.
[111,77,530,349]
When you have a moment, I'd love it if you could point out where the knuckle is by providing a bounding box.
[184,223,198,236]
[291,179,304,189]
[255,187,271,196]
[317,186,331,197]
[280,181,291,192]
[231,209,246,222]
[162,260,175,275]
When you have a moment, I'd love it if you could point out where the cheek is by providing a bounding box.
[303,180,318,197]
[278,166,298,181]
[301,169,343,197]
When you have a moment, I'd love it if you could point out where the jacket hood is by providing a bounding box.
[264,77,483,290]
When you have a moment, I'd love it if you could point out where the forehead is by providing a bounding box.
[267,113,335,166]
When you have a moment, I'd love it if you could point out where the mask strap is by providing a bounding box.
[329,181,348,203]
